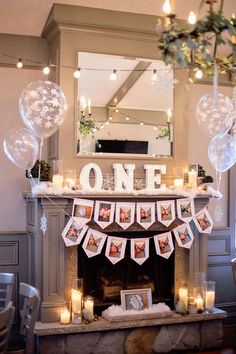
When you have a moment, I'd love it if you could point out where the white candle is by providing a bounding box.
[188,169,197,189]
[65,178,76,189]
[84,297,94,316]
[71,289,82,314]
[205,290,215,312]
[60,308,70,324]
[179,287,188,309]
[174,178,184,190]
[52,174,63,188]
[195,295,204,311]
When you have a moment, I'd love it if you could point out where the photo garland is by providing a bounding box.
[60,197,213,264]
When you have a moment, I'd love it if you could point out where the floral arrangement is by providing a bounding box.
[158,9,236,75]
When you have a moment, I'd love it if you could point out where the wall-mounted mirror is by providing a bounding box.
[76,52,174,158]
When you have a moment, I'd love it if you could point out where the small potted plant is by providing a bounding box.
[202,175,214,184]
[26,160,52,187]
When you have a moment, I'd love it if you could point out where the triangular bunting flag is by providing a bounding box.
[193,207,213,234]
[136,202,155,230]
[115,202,135,230]
[176,198,195,223]
[82,228,107,257]
[130,238,149,265]
[105,236,127,264]
[173,223,194,249]
[154,232,174,259]
[94,200,115,229]
[61,217,88,247]
[156,200,175,227]
[72,198,94,225]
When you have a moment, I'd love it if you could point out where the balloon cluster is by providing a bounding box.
[3,80,67,173]
[196,89,236,174]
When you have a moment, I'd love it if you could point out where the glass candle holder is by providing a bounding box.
[64,169,77,189]
[188,164,198,189]
[84,295,94,316]
[203,280,215,313]
[60,301,71,324]
[178,285,188,310]
[71,288,83,324]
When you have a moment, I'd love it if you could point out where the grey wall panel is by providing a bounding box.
[0,241,19,265]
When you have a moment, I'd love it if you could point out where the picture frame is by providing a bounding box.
[94,200,115,229]
[173,223,194,249]
[136,202,155,230]
[61,217,88,247]
[176,198,195,223]
[156,200,175,227]
[72,198,94,225]
[193,207,213,234]
[154,231,174,259]
[120,288,152,311]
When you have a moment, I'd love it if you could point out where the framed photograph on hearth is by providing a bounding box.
[120,288,152,311]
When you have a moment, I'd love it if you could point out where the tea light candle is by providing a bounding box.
[174,178,184,190]
[188,169,197,189]
[71,289,82,314]
[60,307,70,324]
[52,174,63,188]
[84,296,94,316]
[195,295,204,312]
[65,178,76,189]
[205,290,215,312]
[179,287,188,310]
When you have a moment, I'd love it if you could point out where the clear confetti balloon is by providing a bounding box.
[208,134,236,172]
[19,80,68,139]
[196,93,234,138]
[3,127,39,170]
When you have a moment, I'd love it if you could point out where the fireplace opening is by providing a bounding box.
[77,231,175,315]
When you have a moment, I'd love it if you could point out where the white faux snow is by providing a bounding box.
[102,303,171,318]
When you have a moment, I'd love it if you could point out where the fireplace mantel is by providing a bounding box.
[24,193,210,322]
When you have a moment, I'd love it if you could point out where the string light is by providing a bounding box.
[109,69,117,81]
[73,68,81,79]
[42,66,50,75]
[109,116,113,121]
[140,122,144,126]
[162,0,171,15]
[195,68,203,80]
[151,69,157,83]
[188,11,197,25]
[125,116,130,121]
[16,59,23,69]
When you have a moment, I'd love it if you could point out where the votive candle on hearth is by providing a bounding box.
[203,281,215,313]
[179,286,188,310]
[84,295,94,316]
[195,294,204,313]
[60,301,70,324]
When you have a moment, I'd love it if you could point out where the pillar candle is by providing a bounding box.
[71,289,82,314]
[84,296,94,316]
[174,178,184,190]
[205,291,215,312]
[52,174,63,188]
[179,287,188,309]
[195,295,204,311]
[188,169,197,189]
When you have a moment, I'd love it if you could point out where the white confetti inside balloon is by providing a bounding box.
[19,80,68,139]
[208,134,236,172]
[196,93,234,138]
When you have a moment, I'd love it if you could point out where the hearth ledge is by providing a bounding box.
[35,309,226,336]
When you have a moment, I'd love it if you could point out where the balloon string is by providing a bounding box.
[38,138,44,183]
[215,170,222,192]
[213,63,218,101]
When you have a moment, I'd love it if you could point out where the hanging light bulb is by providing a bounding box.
[43,66,50,75]
[162,0,171,15]
[110,69,117,81]
[115,108,119,113]
[195,68,203,79]
[151,69,157,83]
[73,68,81,79]
[16,59,23,69]
[188,11,197,25]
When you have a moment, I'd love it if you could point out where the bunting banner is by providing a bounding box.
[130,238,149,265]
[136,202,156,230]
[173,223,194,249]
[61,218,88,247]
[82,228,107,258]
[156,200,175,227]
[176,198,195,223]
[94,200,115,229]
[115,202,135,230]
[154,232,174,259]
[72,198,94,225]
[193,207,213,234]
[105,236,127,264]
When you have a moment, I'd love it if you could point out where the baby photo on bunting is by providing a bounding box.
[136,202,155,230]
[72,198,94,225]
[193,207,213,234]
[82,228,107,258]
[131,238,149,265]
[115,202,135,230]
[156,200,175,227]
[177,198,195,223]
[173,223,194,249]
[94,200,115,229]
[154,232,174,259]
[61,218,88,247]
[105,236,127,265]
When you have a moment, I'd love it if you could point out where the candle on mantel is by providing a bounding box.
[195,295,204,312]
[173,178,184,190]
[65,178,76,189]
[84,296,94,316]
[60,307,70,324]
[179,287,188,310]
[52,174,63,188]
[205,291,215,312]
[188,169,197,189]
[71,289,82,324]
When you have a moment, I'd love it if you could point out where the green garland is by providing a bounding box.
[158,10,236,75]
